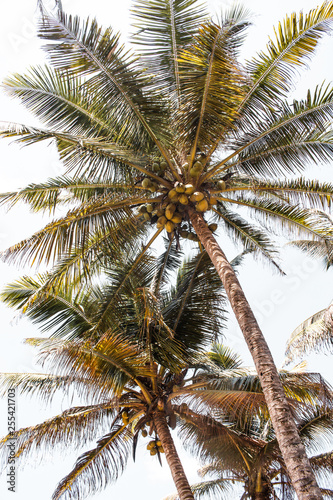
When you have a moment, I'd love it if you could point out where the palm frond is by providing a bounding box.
[131,0,207,99]
[0,403,116,468]
[52,425,132,500]
[285,303,333,361]
[37,4,172,155]
[246,2,333,109]
[212,205,283,272]
[178,10,248,155]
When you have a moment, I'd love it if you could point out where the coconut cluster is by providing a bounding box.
[138,157,225,240]
[146,439,164,455]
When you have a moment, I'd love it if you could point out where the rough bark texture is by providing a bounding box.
[189,207,322,500]
[153,409,194,500]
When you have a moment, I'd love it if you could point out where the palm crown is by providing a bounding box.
[1,247,331,500]
[1,1,333,275]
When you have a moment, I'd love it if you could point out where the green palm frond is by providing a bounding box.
[230,177,333,210]
[245,2,333,109]
[37,4,171,154]
[285,302,333,361]
[131,0,208,99]
[206,83,333,180]
[311,451,333,486]
[51,424,132,500]
[177,412,259,472]
[0,373,77,403]
[0,194,146,266]
[219,196,330,240]
[29,335,149,396]
[298,407,333,455]
[178,10,248,155]
[289,224,333,269]
[207,344,243,370]
[164,477,233,500]
[0,176,147,213]
[151,237,183,295]
[163,250,226,353]
[2,66,112,137]
[0,403,116,468]
[212,205,282,272]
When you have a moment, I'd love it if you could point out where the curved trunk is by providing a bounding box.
[189,207,322,500]
[153,409,194,500]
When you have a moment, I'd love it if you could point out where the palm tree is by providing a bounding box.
[0,241,238,500]
[2,0,333,495]
[165,346,333,500]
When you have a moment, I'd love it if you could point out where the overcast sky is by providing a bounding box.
[1,1,333,499]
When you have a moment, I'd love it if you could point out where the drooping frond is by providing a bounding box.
[0,194,145,266]
[212,205,283,272]
[52,425,132,500]
[218,196,331,241]
[164,477,233,500]
[0,402,116,468]
[285,303,333,361]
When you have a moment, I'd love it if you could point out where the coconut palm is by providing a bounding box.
[2,0,333,495]
[166,346,333,500]
[0,250,329,500]
[0,240,236,500]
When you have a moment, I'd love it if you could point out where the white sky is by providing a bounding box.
[0,1,333,499]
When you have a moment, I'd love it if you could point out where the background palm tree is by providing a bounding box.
[0,241,239,500]
[165,346,333,500]
[2,0,333,495]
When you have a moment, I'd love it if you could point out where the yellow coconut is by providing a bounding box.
[175,183,186,193]
[190,191,204,202]
[160,160,168,170]
[165,203,176,220]
[146,204,154,213]
[171,213,182,224]
[178,194,189,205]
[196,199,209,212]
[190,167,201,178]
[165,221,175,233]
[142,429,148,437]
[158,446,165,453]
[147,441,155,450]
[139,205,147,214]
[142,178,152,189]
[208,223,218,232]
[209,196,217,205]
[168,188,178,199]
[217,180,226,190]
[184,184,195,195]
[179,230,189,239]
[150,449,157,456]
[143,212,151,221]
[193,161,203,170]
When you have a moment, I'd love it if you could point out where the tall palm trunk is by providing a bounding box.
[188,207,322,500]
[153,409,194,500]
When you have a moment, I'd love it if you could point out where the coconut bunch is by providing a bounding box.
[138,156,226,241]
[146,439,164,456]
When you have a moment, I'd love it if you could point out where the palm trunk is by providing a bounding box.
[189,207,322,500]
[153,409,194,500]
